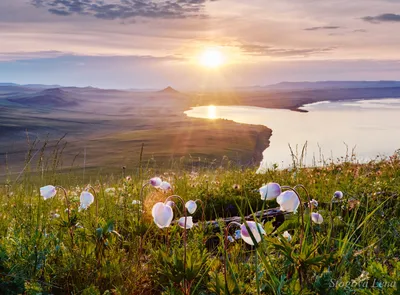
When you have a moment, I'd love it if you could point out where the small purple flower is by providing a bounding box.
[333,191,343,199]
[150,177,162,187]
[159,181,172,191]
[311,212,324,224]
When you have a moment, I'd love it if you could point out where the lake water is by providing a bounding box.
[184,99,400,171]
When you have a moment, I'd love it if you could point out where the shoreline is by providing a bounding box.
[2,87,400,175]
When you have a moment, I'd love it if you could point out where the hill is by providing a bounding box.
[158,86,181,94]
[266,80,400,91]
[8,88,78,107]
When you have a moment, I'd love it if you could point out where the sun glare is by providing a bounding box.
[199,49,224,68]
[208,105,217,119]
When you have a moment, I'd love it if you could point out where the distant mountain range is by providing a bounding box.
[0,83,62,89]
[3,81,400,93]
[8,88,78,107]
[265,81,400,91]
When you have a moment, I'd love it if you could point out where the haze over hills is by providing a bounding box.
[265,81,400,91]
[3,81,400,92]
[8,88,78,108]
[0,83,62,89]
[1,81,400,178]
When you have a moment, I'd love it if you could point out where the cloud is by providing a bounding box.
[31,0,217,20]
[362,13,400,23]
[238,44,336,58]
[0,51,66,62]
[304,26,341,31]
[0,50,184,62]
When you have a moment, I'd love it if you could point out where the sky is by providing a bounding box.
[0,0,399,89]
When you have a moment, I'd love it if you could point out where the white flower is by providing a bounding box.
[159,181,172,191]
[152,202,173,228]
[132,200,141,205]
[309,199,318,207]
[185,200,197,214]
[333,191,343,199]
[282,231,292,242]
[311,212,324,224]
[259,183,281,201]
[79,191,94,210]
[40,185,57,200]
[178,216,194,229]
[277,191,300,213]
[150,177,162,187]
[240,221,266,246]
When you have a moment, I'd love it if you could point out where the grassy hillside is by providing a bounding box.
[0,88,271,177]
[0,151,399,294]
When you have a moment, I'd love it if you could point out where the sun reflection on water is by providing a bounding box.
[208,105,217,119]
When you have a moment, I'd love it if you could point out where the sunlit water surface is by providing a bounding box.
[184,99,400,171]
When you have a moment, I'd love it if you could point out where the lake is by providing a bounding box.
[184,98,400,171]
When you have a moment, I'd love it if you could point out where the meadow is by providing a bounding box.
[0,148,399,294]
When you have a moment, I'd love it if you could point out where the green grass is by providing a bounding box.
[0,150,399,294]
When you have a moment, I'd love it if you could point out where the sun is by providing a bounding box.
[199,49,224,68]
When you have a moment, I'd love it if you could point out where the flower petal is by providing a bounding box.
[277,191,300,213]
[80,191,94,209]
[282,231,292,242]
[150,177,162,187]
[311,212,324,224]
[159,181,171,191]
[240,221,265,246]
[152,202,173,228]
[152,202,165,218]
[40,185,57,200]
[260,183,281,201]
[333,191,343,199]
[178,216,193,229]
[185,200,197,214]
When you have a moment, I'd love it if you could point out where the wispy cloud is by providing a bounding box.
[0,51,66,62]
[31,0,217,20]
[362,13,400,23]
[304,26,341,31]
[239,44,336,58]
[0,50,184,63]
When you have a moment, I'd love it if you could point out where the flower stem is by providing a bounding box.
[165,195,188,294]
[224,221,242,293]
[87,186,98,225]
[255,246,260,295]
[195,199,206,230]
[281,186,305,247]
[139,182,150,219]
[293,184,316,243]
[56,186,74,246]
